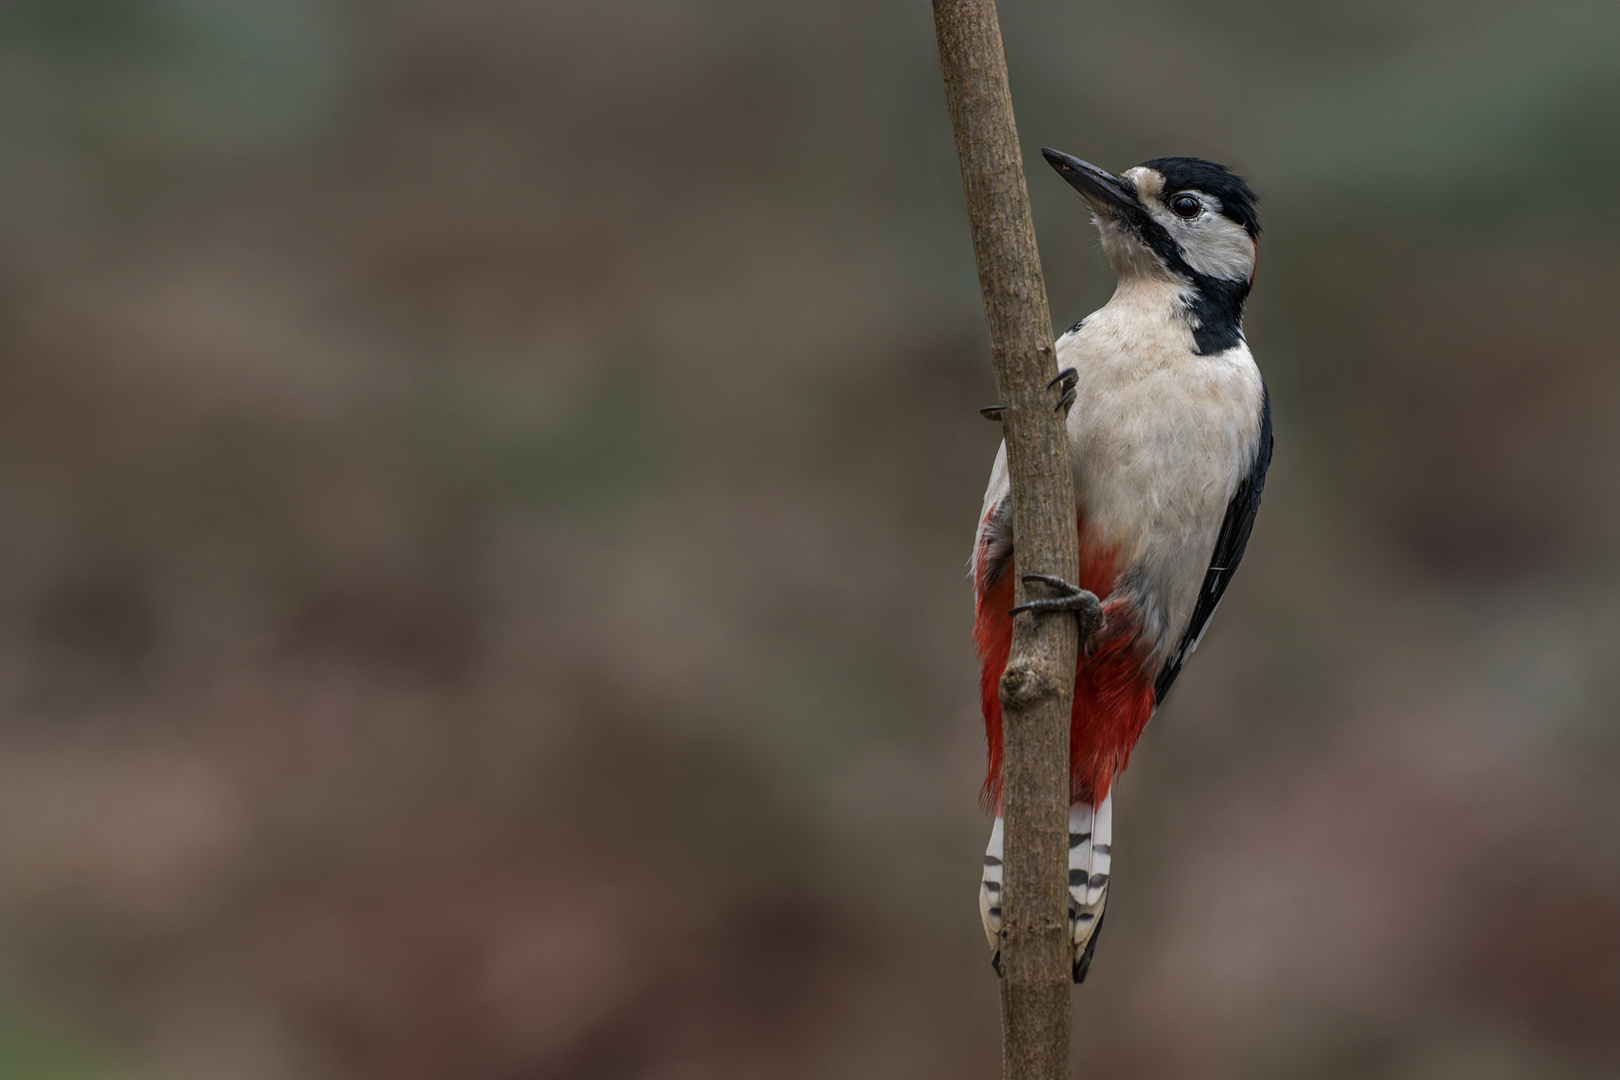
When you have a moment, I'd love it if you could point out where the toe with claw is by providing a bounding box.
[1010,573,1104,639]
[1048,366,1078,415]
[982,366,1076,422]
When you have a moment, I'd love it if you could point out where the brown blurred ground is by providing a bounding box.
[3,2,1619,1078]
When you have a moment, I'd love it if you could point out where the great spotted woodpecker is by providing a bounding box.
[975,150,1272,983]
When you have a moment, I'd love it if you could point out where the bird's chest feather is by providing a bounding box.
[1058,297,1263,649]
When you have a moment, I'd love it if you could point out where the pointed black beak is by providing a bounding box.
[1041,148,1137,213]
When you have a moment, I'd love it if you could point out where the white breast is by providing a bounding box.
[1059,278,1264,658]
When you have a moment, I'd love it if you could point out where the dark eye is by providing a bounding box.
[1169,193,1201,218]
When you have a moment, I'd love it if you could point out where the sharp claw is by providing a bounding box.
[980,405,1006,421]
[1021,573,1083,596]
[1056,387,1076,414]
[1009,574,1104,637]
[991,949,1004,978]
[1046,366,1077,391]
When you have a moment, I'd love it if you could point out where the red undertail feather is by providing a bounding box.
[973,511,1157,811]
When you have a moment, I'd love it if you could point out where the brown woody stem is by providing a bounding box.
[931,2,1082,1078]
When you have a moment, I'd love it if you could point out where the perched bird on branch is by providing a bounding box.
[976,151,1272,983]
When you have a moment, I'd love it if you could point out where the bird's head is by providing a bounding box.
[1042,149,1260,290]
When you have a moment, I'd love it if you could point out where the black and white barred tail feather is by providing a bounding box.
[980,797,1112,983]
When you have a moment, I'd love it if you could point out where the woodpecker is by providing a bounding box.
[974,151,1272,983]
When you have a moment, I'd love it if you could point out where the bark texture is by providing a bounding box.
[932,3,1080,1079]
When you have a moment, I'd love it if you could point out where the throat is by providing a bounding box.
[1102,220,1250,356]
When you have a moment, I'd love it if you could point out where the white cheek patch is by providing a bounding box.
[1173,212,1256,282]
[1139,190,1254,283]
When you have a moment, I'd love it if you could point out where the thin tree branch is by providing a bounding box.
[932,3,1080,1079]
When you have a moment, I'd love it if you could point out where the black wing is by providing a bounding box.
[1153,386,1273,704]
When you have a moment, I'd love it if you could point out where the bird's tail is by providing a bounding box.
[979,795,1112,983]
[1067,796,1111,982]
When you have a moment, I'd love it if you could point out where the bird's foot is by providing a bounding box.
[979,367,1076,422]
[1010,573,1103,639]
[1048,366,1078,415]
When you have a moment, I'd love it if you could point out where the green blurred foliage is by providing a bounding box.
[0,1008,120,1080]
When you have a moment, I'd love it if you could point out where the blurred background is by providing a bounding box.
[3,1,1619,1078]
